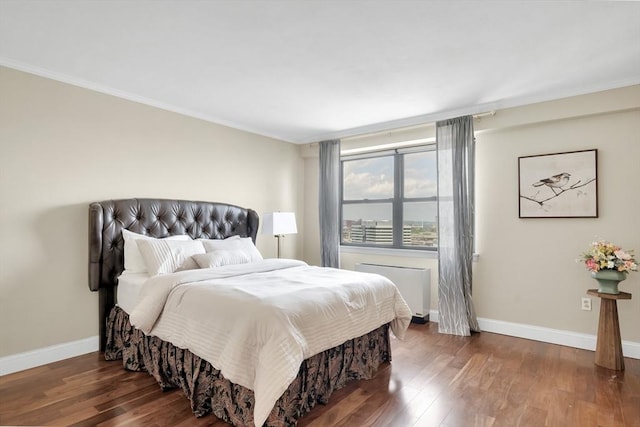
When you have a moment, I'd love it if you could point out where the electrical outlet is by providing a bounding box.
[581,297,592,311]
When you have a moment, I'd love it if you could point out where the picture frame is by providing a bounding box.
[518,149,598,218]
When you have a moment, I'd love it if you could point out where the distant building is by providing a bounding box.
[350,224,364,242]
[344,221,411,245]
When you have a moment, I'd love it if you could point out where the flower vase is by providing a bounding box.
[591,270,627,294]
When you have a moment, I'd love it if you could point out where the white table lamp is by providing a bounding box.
[262,212,297,258]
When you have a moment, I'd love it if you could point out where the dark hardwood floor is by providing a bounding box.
[1,322,639,426]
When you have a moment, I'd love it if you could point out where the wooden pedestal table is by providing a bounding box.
[587,289,632,370]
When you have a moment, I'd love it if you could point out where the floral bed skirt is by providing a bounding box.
[105,306,391,426]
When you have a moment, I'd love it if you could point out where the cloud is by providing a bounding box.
[343,152,436,199]
[343,171,393,199]
[404,177,437,198]
[343,157,394,199]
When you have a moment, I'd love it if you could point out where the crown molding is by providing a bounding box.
[0,57,293,143]
[303,77,640,144]
[3,56,638,146]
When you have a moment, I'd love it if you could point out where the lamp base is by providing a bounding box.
[276,235,283,258]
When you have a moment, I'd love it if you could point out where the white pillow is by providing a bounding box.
[136,239,205,276]
[122,229,190,273]
[200,236,263,262]
[193,250,251,268]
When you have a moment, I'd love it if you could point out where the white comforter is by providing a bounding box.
[129,259,412,427]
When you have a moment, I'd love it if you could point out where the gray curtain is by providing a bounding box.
[319,139,341,268]
[436,116,480,336]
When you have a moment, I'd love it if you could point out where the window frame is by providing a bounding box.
[340,144,437,251]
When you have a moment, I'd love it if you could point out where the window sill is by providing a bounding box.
[340,245,438,258]
[340,245,479,261]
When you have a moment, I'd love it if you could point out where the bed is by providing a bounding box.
[89,198,411,426]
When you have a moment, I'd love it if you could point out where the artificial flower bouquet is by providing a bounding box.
[580,240,637,273]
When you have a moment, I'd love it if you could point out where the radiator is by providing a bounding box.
[355,263,430,323]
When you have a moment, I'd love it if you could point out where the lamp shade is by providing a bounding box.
[262,212,297,235]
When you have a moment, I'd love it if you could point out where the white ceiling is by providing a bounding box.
[1,1,639,144]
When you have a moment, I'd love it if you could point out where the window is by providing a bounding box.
[341,145,437,250]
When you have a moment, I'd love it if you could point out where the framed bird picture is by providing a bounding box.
[518,149,598,218]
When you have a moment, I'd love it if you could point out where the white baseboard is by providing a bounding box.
[0,336,99,376]
[428,310,640,360]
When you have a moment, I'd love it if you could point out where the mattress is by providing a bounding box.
[116,271,150,314]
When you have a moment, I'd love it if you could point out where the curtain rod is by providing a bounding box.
[341,138,436,156]
[341,110,496,142]
[474,110,496,119]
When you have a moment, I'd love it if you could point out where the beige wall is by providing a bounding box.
[0,66,303,357]
[302,150,322,266]
[303,86,640,343]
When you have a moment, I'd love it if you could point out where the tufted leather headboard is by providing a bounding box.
[88,198,259,350]
[89,198,259,291]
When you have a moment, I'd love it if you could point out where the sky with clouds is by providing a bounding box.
[342,151,437,223]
